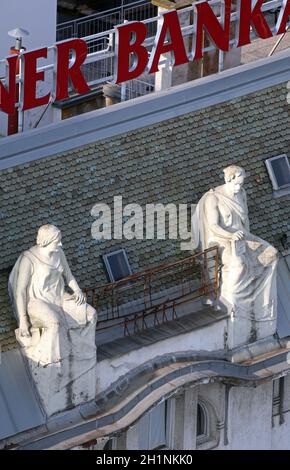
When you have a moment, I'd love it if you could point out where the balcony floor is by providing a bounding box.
[97,306,228,361]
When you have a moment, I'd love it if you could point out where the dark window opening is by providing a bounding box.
[266,155,290,190]
[102,249,132,282]
[197,402,207,437]
[103,439,113,450]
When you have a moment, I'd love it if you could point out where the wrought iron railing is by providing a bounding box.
[84,246,219,336]
[57,0,157,41]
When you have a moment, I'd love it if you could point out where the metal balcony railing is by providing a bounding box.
[57,0,157,42]
[84,246,219,336]
[56,0,157,101]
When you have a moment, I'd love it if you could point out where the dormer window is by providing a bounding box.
[102,249,132,282]
[265,154,290,197]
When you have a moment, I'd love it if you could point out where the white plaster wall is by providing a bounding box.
[284,375,290,410]
[271,412,290,449]
[0,0,57,135]
[222,383,273,450]
[271,375,290,449]
[96,319,227,392]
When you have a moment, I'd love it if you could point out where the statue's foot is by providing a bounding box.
[214,303,222,311]
[203,297,214,307]
[203,297,222,311]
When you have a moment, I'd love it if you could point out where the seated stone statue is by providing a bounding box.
[8,224,97,416]
[192,165,278,346]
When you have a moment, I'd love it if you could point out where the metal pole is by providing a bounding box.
[121,82,127,101]
[268,25,290,57]
[121,18,128,101]
[218,0,225,72]
[214,247,219,300]
[121,0,125,21]
[18,49,25,133]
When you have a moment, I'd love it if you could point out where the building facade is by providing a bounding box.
[0,0,290,450]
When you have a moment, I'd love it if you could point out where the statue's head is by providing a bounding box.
[223,165,245,194]
[36,224,62,252]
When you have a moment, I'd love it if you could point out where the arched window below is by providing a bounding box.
[197,402,208,439]
[103,439,113,450]
[196,398,219,449]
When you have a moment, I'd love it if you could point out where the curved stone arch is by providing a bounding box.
[16,347,290,450]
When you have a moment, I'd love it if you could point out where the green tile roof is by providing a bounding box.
[0,83,289,352]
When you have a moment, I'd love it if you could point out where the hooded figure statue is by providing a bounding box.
[8,224,97,416]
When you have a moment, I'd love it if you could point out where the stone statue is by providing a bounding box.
[192,165,278,346]
[8,224,97,416]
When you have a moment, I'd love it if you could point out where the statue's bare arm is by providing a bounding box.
[16,255,33,337]
[60,250,86,306]
[205,193,244,241]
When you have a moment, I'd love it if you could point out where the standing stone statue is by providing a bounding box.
[8,224,97,416]
[192,165,278,347]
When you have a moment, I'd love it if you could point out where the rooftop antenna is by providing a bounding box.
[8,27,29,51]
[7,27,30,135]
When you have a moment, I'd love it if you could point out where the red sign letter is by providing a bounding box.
[115,22,148,83]
[276,0,290,34]
[193,0,231,60]
[237,0,272,47]
[0,55,18,115]
[56,39,90,101]
[148,11,188,74]
[23,48,50,111]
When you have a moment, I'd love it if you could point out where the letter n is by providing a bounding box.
[148,10,188,74]
[276,0,290,34]
[192,0,231,60]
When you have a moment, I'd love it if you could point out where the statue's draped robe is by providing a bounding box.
[192,186,278,322]
[8,247,97,416]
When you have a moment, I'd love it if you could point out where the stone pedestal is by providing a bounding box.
[16,327,97,416]
[226,304,277,349]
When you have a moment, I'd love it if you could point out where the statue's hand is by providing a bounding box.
[19,318,31,337]
[73,290,86,306]
[232,230,244,241]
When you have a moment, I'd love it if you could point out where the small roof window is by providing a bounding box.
[102,249,132,282]
[265,154,290,191]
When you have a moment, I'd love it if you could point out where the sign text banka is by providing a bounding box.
[0,0,289,115]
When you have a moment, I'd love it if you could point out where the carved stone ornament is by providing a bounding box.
[8,224,97,416]
[192,165,278,347]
